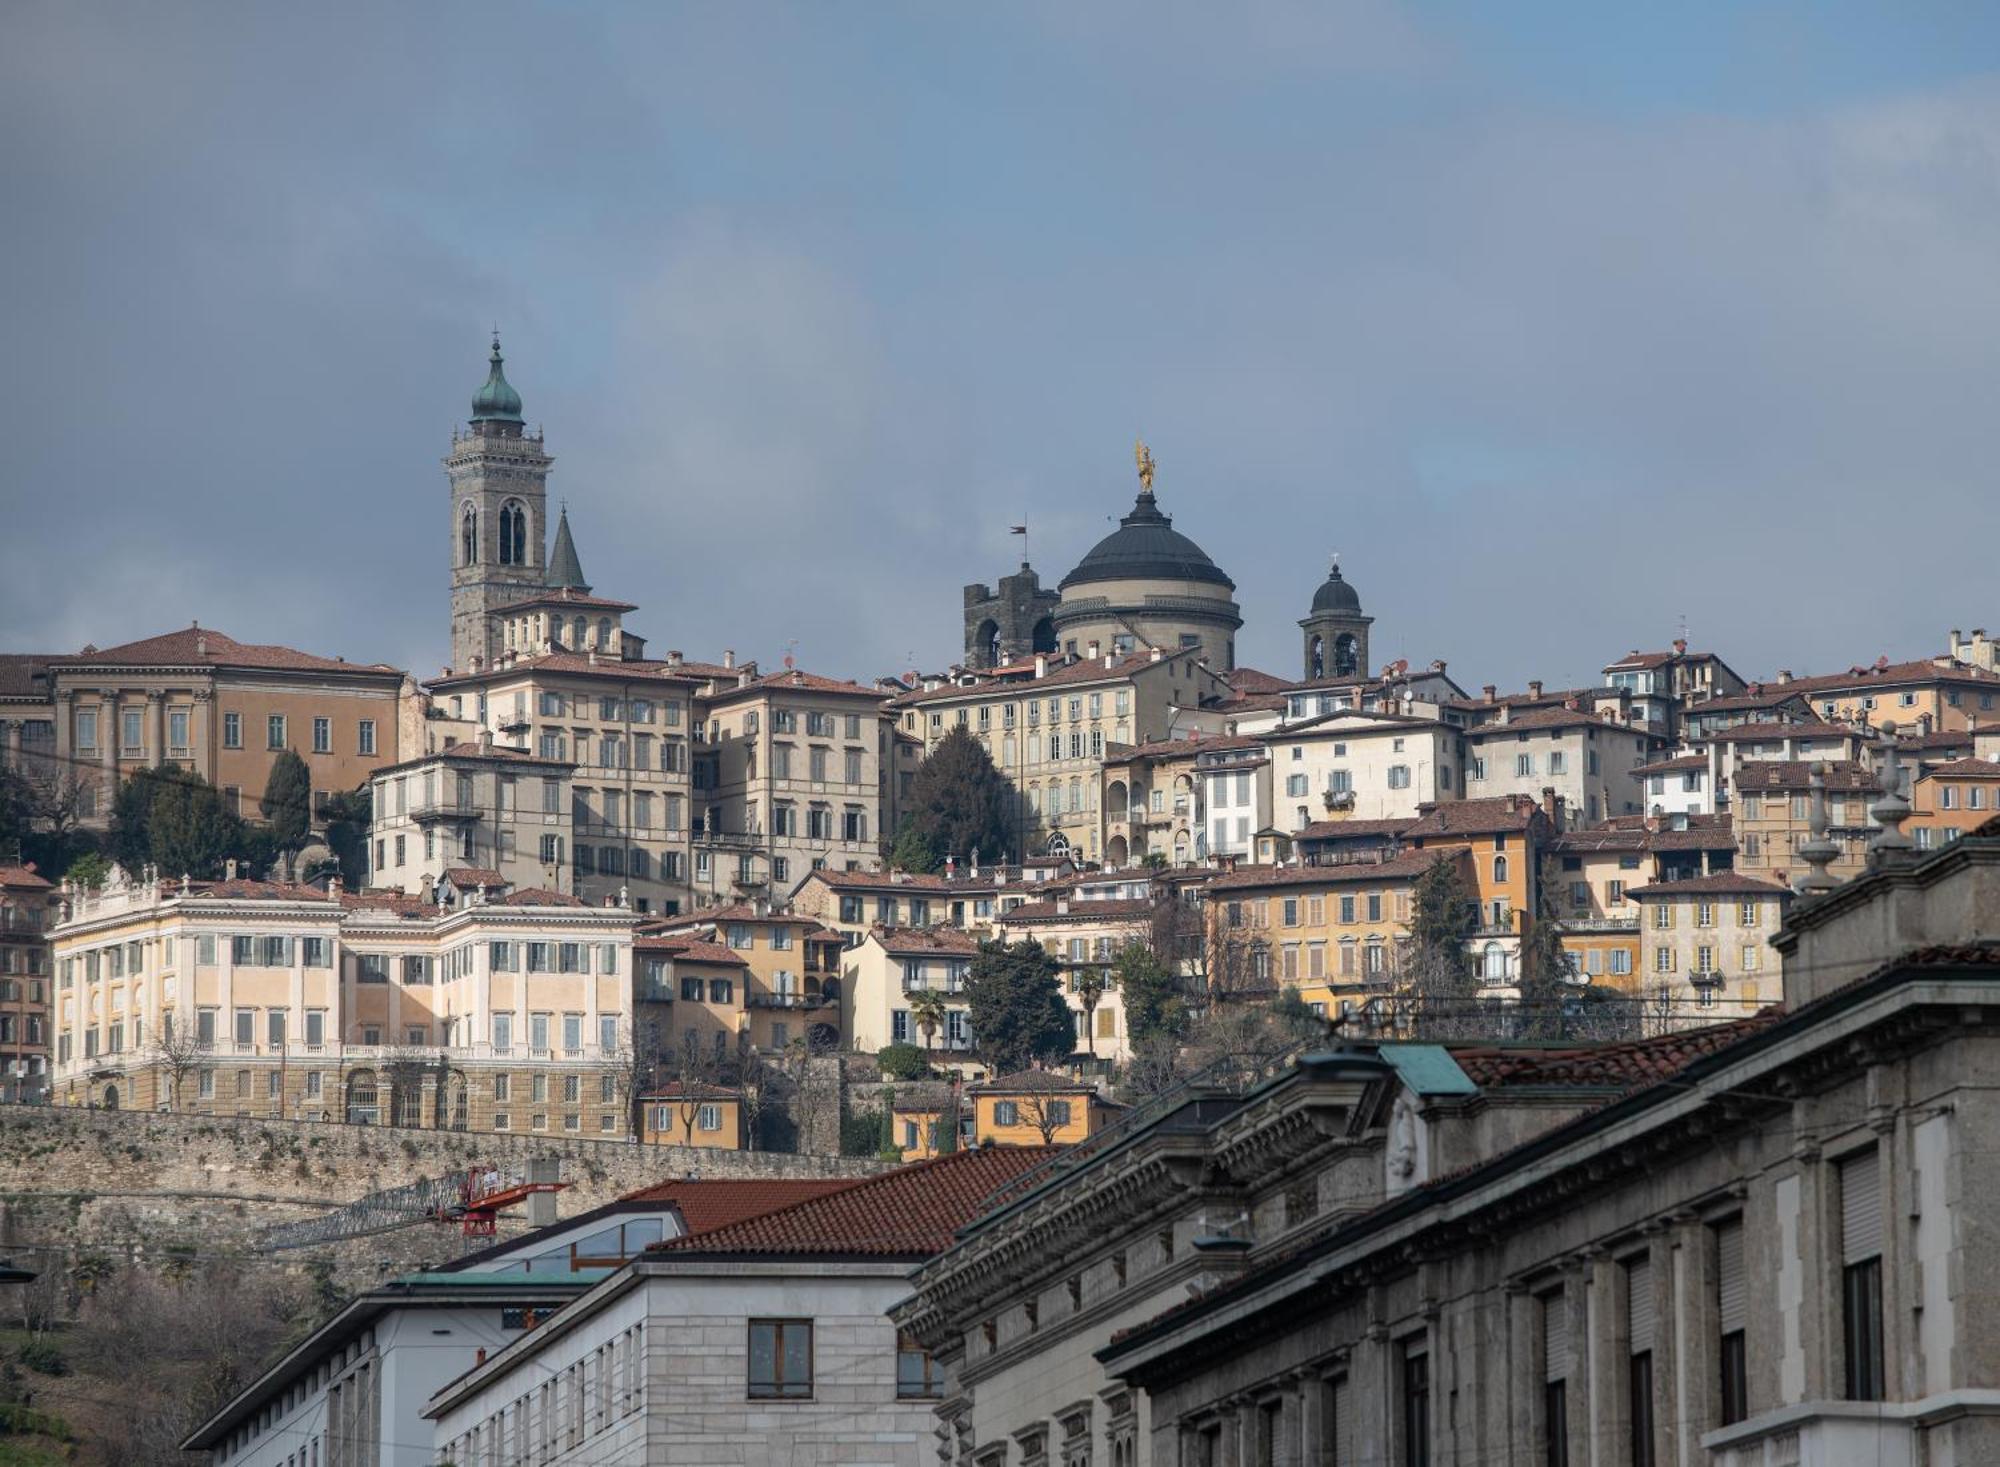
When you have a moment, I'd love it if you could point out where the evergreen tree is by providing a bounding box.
[109,766,174,871]
[260,750,311,857]
[1114,941,1186,1051]
[1517,856,1578,1038]
[963,938,1074,1074]
[891,726,1015,873]
[148,772,249,880]
[314,786,372,884]
[1402,853,1480,1011]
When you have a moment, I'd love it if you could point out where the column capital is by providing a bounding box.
[145,690,165,704]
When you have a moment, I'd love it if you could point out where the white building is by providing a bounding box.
[365,739,575,897]
[1265,710,1462,829]
[427,1147,1053,1467]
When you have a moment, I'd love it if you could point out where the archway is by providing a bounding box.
[1173,830,1190,865]
[1333,633,1360,678]
[1106,835,1129,867]
[437,1069,469,1132]
[1309,634,1325,680]
[1031,617,1057,655]
[1106,779,1128,816]
[1482,943,1508,983]
[975,619,1001,667]
[345,1069,379,1125]
[102,1083,119,1111]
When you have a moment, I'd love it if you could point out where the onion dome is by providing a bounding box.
[1310,561,1362,614]
[470,334,524,425]
[1060,488,1234,592]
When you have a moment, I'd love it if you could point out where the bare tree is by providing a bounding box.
[600,1018,665,1139]
[1011,1076,1078,1144]
[149,1022,211,1113]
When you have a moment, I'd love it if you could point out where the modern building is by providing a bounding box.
[426,1147,1055,1467]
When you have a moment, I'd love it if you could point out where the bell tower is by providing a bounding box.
[1300,559,1373,681]
[448,336,553,673]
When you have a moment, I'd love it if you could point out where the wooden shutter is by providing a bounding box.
[1841,1148,1883,1263]
[1543,1291,1570,1382]
[1716,1220,1746,1333]
[1626,1256,1655,1354]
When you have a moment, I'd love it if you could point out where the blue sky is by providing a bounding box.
[4,1,1997,689]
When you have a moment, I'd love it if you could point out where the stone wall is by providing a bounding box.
[0,1105,883,1291]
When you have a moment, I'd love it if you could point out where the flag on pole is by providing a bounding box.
[1009,524,1027,535]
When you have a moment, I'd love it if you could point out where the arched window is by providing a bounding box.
[1031,618,1058,655]
[1333,633,1359,678]
[345,1069,379,1125]
[976,619,1001,667]
[1482,942,1507,981]
[1493,854,1509,884]
[460,503,478,566]
[1309,634,1325,679]
[572,616,587,648]
[596,617,612,648]
[500,501,528,566]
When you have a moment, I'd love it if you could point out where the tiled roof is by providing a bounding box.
[0,655,54,700]
[1208,849,1448,892]
[651,1146,1057,1258]
[1403,796,1545,839]
[1223,667,1293,695]
[0,865,54,890]
[193,879,337,903]
[807,868,987,894]
[634,935,748,966]
[617,1178,861,1234]
[1546,827,1650,854]
[870,925,981,956]
[1648,817,1737,852]
[1295,818,1416,841]
[1773,659,2000,693]
[1105,731,1264,760]
[371,741,571,775]
[1974,814,2000,838]
[894,650,1198,707]
[1733,760,1877,793]
[52,627,399,677]
[973,1071,1097,1094]
[495,887,588,908]
[441,867,506,889]
[1898,730,1978,750]
[1000,898,1152,924]
[490,588,639,614]
[429,652,705,689]
[704,668,886,702]
[1701,721,1855,745]
[1686,689,1807,714]
[1446,685,1597,712]
[1468,706,1628,734]
[1447,1017,1775,1090]
[638,1083,739,1102]
[1626,872,1792,898]
[340,889,434,916]
[1917,758,2000,779]
[1631,755,1708,774]
[1603,649,1693,671]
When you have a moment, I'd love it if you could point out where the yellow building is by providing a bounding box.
[970,1071,1122,1146]
[1629,873,1790,1022]
[638,1083,744,1148]
[631,933,748,1066]
[1205,848,1469,1015]
[51,864,643,1133]
[1908,758,2000,851]
[1403,795,1558,990]
[647,899,844,1053]
[1776,657,2000,731]
[1732,761,1877,889]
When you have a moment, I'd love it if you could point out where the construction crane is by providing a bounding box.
[260,1164,569,1251]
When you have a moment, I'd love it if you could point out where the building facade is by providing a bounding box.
[366,740,575,897]
[0,864,54,1102]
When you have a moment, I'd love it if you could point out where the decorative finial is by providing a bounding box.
[1796,764,1841,895]
[1329,550,1341,575]
[1135,439,1155,494]
[1868,722,1914,862]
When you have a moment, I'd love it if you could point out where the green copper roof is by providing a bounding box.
[471,334,524,424]
[547,507,590,592]
[1376,1044,1478,1096]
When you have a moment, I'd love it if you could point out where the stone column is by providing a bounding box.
[146,691,165,765]
[99,695,119,803]
[1584,1251,1626,1467]
[190,689,213,783]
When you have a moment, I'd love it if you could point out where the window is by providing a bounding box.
[1493,854,1509,884]
[1516,753,1534,778]
[1402,1344,1430,1467]
[358,719,376,755]
[1387,764,1411,789]
[311,716,331,754]
[747,1320,813,1399]
[1716,1219,1747,1425]
[1626,1256,1655,1467]
[1839,1149,1885,1401]
[1542,1292,1569,1467]
[993,1100,1019,1126]
[267,714,287,750]
[696,1104,722,1132]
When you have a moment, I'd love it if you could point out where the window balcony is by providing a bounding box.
[1556,915,1640,934]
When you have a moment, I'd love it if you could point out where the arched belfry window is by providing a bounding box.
[1333,633,1359,678]
[500,501,528,566]
[460,503,478,566]
[1309,634,1326,680]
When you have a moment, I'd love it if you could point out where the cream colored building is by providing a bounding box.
[893,648,1230,865]
[50,864,645,1134]
[365,739,574,896]
[844,925,979,1062]
[994,895,1145,1062]
[38,625,409,829]
[1100,733,1218,869]
[646,899,844,1054]
[686,668,890,900]
[790,867,1004,950]
[1266,710,1463,829]
[1461,702,1657,826]
[430,652,700,916]
[1630,872,1790,1022]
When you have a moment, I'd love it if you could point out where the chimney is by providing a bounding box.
[737,669,751,688]
[723,649,735,669]
[668,649,683,667]
[1920,713,1934,735]
[1776,670,1793,684]
[1431,659,1447,674]
[1482,684,1497,703]
[224,859,237,881]
[1528,680,1543,700]
[1149,647,1162,662]
[1673,638,1688,655]
[587,648,598,666]
[1056,895,1069,915]
[475,1349,487,1366]
[478,727,493,750]
[1103,652,1114,669]
[196,634,208,658]
[1034,654,1049,679]
[1088,640,1101,660]
[945,854,957,880]
[1541,786,1561,826]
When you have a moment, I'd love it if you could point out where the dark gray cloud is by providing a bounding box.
[4,2,1996,689]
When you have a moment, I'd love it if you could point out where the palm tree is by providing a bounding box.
[909,989,949,1059]
[1074,969,1108,1059]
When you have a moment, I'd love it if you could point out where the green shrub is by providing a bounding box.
[876,1044,930,1081]
[14,1341,64,1378]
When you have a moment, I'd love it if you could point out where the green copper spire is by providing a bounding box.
[470,333,524,425]
[547,505,590,592]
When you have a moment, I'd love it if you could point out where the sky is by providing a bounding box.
[4,1,1998,692]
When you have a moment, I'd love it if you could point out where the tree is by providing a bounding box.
[110,766,251,880]
[1405,853,1479,1000]
[1515,856,1576,1038]
[1115,940,1186,1049]
[1074,968,1108,1059]
[877,1042,930,1081]
[963,938,1074,1074]
[0,763,97,876]
[908,989,949,1057]
[1013,1076,1077,1144]
[259,750,311,876]
[63,850,111,889]
[150,1021,211,1113]
[313,785,371,886]
[890,726,1016,873]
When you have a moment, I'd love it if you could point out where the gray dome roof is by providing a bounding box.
[1060,491,1234,593]
[1310,563,1362,614]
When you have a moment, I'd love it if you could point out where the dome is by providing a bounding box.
[1310,562,1362,615]
[470,335,524,424]
[1060,490,1234,592]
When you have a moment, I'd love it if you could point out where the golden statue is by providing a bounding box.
[1135,438,1155,492]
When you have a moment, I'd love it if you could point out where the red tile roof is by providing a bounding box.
[651,1146,1058,1258]
[1917,758,2000,779]
[1733,760,1877,794]
[1686,689,1809,715]
[496,887,588,908]
[1000,898,1152,923]
[490,587,639,614]
[1701,721,1855,745]
[635,934,748,966]
[1404,796,1546,839]
[1631,755,1708,774]
[1468,706,1629,734]
[806,868,988,894]
[1105,731,1264,760]
[53,626,399,677]
[1775,659,2000,693]
[1223,667,1293,695]
[1626,872,1792,898]
[870,925,981,956]
[973,1071,1098,1095]
[429,652,706,689]
[704,668,886,701]
[638,1083,739,1102]
[0,865,53,890]
[1445,1017,1775,1090]
[1296,818,1417,841]
[1209,849,1449,892]
[193,879,337,903]
[894,650,1200,706]
[442,867,506,889]
[617,1177,861,1234]
[0,655,54,701]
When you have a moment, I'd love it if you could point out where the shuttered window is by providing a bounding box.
[1626,1256,1657,1467]
[1841,1148,1883,1262]
[1716,1221,1746,1333]
[1543,1293,1569,1382]
[1542,1292,1570,1467]
[1626,1257,1655,1354]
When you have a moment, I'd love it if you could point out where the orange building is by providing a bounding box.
[648,900,844,1054]
[1402,794,1558,990]
[638,1082,744,1148]
[1908,758,2000,851]
[970,1071,1122,1146]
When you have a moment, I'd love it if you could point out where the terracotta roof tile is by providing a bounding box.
[191,879,337,903]
[0,865,54,890]
[894,650,1201,707]
[1403,796,1546,839]
[53,627,399,677]
[704,668,885,701]
[1733,760,1876,793]
[1467,706,1630,734]
[616,1177,862,1234]
[1000,898,1152,923]
[1701,721,1855,744]
[1295,818,1416,841]
[1443,1017,1775,1090]
[0,655,55,701]
[1223,667,1293,695]
[1686,689,1809,714]
[429,652,705,689]
[442,867,506,888]
[495,887,588,908]
[652,1146,1057,1258]
[973,1071,1098,1094]
[1917,758,2000,779]
[870,925,980,956]
[1631,755,1708,774]
[1209,849,1449,892]
[489,588,639,614]
[1626,872,1792,898]
[634,935,748,966]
